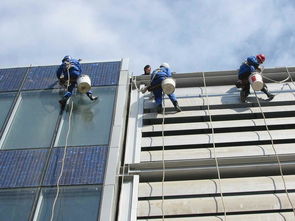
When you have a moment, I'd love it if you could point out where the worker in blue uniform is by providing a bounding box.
[56,55,97,107]
[236,54,274,102]
[150,63,181,113]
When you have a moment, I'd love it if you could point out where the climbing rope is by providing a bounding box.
[252,87,295,216]
[132,75,141,92]
[50,68,73,221]
[161,94,166,221]
[251,66,295,215]
[286,67,295,88]
[202,72,227,220]
[262,70,290,84]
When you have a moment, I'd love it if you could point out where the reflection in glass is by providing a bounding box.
[0,188,36,221]
[0,93,15,132]
[2,90,60,149]
[34,186,101,221]
[56,87,116,147]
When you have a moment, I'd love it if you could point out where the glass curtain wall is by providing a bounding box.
[0,188,37,221]
[55,87,116,147]
[0,93,15,133]
[2,90,60,149]
[34,186,102,221]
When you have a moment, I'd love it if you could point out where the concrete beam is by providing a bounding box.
[136,212,294,221]
[141,129,295,147]
[142,117,295,132]
[143,91,295,109]
[133,67,295,88]
[137,192,295,217]
[138,175,295,197]
[141,143,295,162]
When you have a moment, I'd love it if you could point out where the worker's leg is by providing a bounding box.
[168,93,182,112]
[261,84,274,100]
[59,82,75,107]
[239,72,251,102]
[153,88,163,113]
[240,81,250,102]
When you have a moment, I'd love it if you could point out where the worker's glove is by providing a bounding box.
[141,86,148,94]
[257,65,264,73]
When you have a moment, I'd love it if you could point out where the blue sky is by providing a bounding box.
[0,0,294,75]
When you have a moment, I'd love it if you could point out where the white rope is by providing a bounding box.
[50,100,74,221]
[202,72,227,220]
[252,88,295,216]
[262,75,290,84]
[131,74,142,93]
[50,67,73,221]
[286,67,295,88]
[161,94,166,221]
[261,69,290,84]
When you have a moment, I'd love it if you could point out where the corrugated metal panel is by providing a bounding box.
[81,62,121,86]
[0,149,48,188]
[43,146,108,186]
[22,65,59,90]
[0,67,27,92]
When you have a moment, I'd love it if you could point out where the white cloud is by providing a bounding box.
[0,0,294,75]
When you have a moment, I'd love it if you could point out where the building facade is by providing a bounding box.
[120,66,295,221]
[0,59,129,221]
[1,61,295,221]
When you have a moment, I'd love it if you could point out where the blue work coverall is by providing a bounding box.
[238,56,260,80]
[56,58,92,98]
[150,67,177,105]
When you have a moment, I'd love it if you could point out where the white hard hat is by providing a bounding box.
[160,62,170,69]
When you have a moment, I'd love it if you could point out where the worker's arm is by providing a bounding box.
[247,56,260,72]
[56,65,64,79]
[167,68,172,77]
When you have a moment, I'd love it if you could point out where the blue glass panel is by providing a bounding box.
[43,146,108,186]
[0,188,37,221]
[81,61,121,86]
[22,65,60,90]
[0,149,48,188]
[55,87,116,147]
[0,93,16,133]
[2,90,61,149]
[35,186,101,221]
[0,67,27,91]
[22,61,121,90]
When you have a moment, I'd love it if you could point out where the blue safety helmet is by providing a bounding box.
[62,55,72,63]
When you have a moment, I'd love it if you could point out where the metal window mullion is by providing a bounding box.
[0,94,22,148]
[0,66,31,143]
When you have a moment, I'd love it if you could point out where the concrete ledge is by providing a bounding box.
[138,175,295,197]
[137,192,295,217]
[136,212,294,221]
[141,143,295,162]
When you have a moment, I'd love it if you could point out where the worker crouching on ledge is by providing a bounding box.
[150,63,181,113]
[236,54,274,102]
[56,55,97,107]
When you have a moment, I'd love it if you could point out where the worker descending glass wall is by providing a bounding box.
[0,61,122,221]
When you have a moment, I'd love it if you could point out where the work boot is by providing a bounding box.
[87,93,98,101]
[157,104,163,113]
[240,90,250,102]
[59,97,69,108]
[235,80,242,88]
[267,93,275,100]
[261,87,275,100]
[172,101,182,112]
